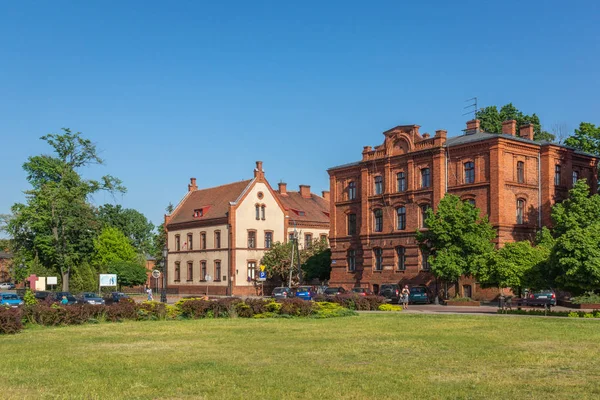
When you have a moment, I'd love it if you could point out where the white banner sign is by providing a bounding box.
[99,274,117,287]
[46,277,58,285]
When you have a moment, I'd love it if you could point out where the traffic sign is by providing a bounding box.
[152,270,161,279]
[258,271,267,281]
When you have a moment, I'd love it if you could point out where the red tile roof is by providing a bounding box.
[168,180,252,226]
[276,191,330,225]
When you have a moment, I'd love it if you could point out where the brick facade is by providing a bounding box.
[328,120,598,300]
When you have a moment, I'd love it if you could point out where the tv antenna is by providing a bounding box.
[463,97,479,117]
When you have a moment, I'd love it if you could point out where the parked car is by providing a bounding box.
[0,293,24,307]
[351,287,373,296]
[34,291,53,301]
[379,284,401,303]
[324,287,346,297]
[408,286,431,304]
[78,292,105,305]
[0,282,15,290]
[103,292,129,305]
[294,286,315,301]
[526,289,556,307]
[272,287,294,301]
[53,292,78,305]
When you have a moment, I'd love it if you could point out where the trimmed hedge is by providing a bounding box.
[498,309,600,318]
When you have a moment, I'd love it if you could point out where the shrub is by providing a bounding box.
[378,304,402,312]
[106,299,138,322]
[0,307,24,334]
[178,299,213,319]
[571,292,600,304]
[23,290,38,306]
[313,302,358,318]
[312,294,328,302]
[235,302,254,318]
[279,298,314,316]
[365,295,387,310]
[244,298,269,314]
[138,301,168,320]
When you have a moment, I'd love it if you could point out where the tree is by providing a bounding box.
[152,223,167,271]
[97,204,155,254]
[564,122,600,156]
[302,238,331,282]
[93,227,138,270]
[6,129,125,291]
[108,261,148,289]
[476,103,555,141]
[548,180,600,294]
[260,241,294,281]
[416,195,496,295]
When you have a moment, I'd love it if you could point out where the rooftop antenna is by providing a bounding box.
[463,97,478,117]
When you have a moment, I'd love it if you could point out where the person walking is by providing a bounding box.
[146,286,153,301]
[401,285,410,309]
[61,295,68,305]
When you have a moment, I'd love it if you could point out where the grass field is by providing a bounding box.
[2,314,600,399]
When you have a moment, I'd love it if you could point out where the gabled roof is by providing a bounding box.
[167,180,252,226]
[276,191,330,224]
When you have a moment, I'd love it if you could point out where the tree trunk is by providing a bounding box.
[62,270,69,292]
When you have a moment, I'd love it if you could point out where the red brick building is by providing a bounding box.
[327,119,598,299]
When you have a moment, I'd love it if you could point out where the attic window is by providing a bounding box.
[193,209,204,218]
[322,211,330,217]
[291,209,306,216]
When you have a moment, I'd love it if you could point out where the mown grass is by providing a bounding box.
[2,314,600,399]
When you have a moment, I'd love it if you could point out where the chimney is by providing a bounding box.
[519,124,534,140]
[188,177,197,192]
[278,182,287,195]
[435,130,447,139]
[502,120,517,136]
[321,190,330,201]
[299,185,311,198]
[422,133,430,139]
[254,161,264,179]
[465,119,481,135]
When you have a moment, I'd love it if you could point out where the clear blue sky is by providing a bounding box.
[1,0,599,231]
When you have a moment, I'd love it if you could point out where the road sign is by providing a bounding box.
[99,274,117,287]
[258,270,267,281]
[152,270,161,279]
[46,277,58,285]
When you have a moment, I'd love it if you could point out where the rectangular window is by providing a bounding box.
[396,247,406,271]
[422,251,430,271]
[554,165,561,186]
[516,199,525,224]
[261,205,266,220]
[304,234,312,249]
[396,206,406,230]
[348,181,356,200]
[374,248,383,271]
[175,235,180,251]
[201,261,207,280]
[517,161,524,183]
[573,171,579,185]
[348,213,357,235]
[320,234,328,244]
[374,176,383,195]
[374,209,383,232]
[347,250,356,272]
[248,231,256,249]
[247,262,256,280]
[201,232,206,249]
[397,172,406,192]
[215,261,221,281]
[255,205,260,220]
[265,232,273,249]
[215,231,221,249]
[187,233,193,250]
[421,204,431,228]
[174,262,181,281]
[464,162,475,184]
[289,232,295,242]
[421,168,431,188]
[187,262,193,281]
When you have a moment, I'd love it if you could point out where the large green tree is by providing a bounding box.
[548,180,600,294]
[301,238,331,282]
[97,204,154,254]
[476,103,555,141]
[564,122,600,156]
[93,227,139,270]
[6,129,125,290]
[416,195,496,295]
[108,261,148,289]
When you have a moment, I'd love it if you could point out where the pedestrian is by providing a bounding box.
[61,295,68,305]
[401,285,410,309]
[146,286,153,301]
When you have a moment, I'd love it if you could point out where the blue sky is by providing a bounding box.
[1,0,599,231]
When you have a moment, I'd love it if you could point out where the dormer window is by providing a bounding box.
[193,209,204,218]
[292,209,306,217]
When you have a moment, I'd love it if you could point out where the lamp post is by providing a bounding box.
[161,245,168,303]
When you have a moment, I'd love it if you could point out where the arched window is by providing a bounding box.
[347,213,357,235]
[373,209,383,232]
[397,172,406,192]
[187,233,193,250]
[421,168,431,188]
[396,246,406,271]
[261,205,266,220]
[554,165,561,186]
[516,199,525,224]
[374,176,383,195]
[174,262,181,282]
[175,235,181,251]
[464,161,475,184]
[373,248,383,271]
[465,198,476,207]
[201,261,207,280]
[421,250,430,271]
[396,206,406,230]
[348,181,356,200]
[187,261,193,281]
[517,161,524,183]
[255,204,260,220]
[347,249,356,272]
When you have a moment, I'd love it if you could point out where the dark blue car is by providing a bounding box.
[294,286,314,301]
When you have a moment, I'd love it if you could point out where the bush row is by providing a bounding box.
[498,309,600,318]
[0,297,359,334]
[312,294,387,311]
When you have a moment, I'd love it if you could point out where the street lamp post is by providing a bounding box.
[161,245,168,303]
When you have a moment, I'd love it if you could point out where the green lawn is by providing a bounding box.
[2,314,600,399]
